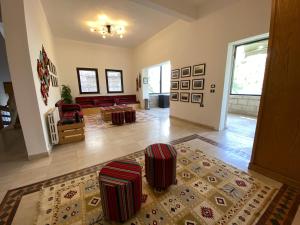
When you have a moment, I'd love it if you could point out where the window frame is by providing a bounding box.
[148,65,170,95]
[76,67,100,94]
[105,69,124,94]
[230,38,269,97]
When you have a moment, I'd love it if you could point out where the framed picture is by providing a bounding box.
[180,80,190,90]
[171,81,179,90]
[180,92,190,102]
[192,79,205,90]
[143,77,148,84]
[191,93,203,104]
[181,66,191,78]
[105,69,124,93]
[171,69,180,79]
[170,92,179,101]
[193,64,206,76]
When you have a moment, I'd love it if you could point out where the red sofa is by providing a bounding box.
[55,100,83,120]
[75,95,139,108]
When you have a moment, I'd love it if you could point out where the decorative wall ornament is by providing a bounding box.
[37,46,51,105]
[37,46,58,105]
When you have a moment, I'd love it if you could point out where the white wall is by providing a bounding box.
[0,35,10,106]
[24,0,61,151]
[1,0,60,156]
[133,0,272,130]
[54,38,135,99]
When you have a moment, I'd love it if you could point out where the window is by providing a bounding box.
[231,39,268,96]
[105,69,124,93]
[148,62,171,94]
[77,68,99,94]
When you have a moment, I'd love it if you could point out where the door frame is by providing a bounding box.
[219,33,269,131]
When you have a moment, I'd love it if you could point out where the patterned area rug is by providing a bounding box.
[0,135,299,225]
[84,110,159,131]
[34,138,280,224]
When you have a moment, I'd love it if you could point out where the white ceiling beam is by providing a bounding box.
[130,0,199,21]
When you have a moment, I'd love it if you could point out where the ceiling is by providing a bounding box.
[41,0,180,48]
[41,0,220,48]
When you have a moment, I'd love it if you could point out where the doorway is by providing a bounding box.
[220,34,269,163]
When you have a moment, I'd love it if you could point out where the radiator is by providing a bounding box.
[47,107,60,145]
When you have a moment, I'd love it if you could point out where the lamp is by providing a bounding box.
[88,15,126,39]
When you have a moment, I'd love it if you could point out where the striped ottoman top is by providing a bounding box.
[99,160,141,184]
[145,143,177,160]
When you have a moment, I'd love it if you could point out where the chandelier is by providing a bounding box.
[88,15,126,39]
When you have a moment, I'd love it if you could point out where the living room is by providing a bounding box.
[0,0,299,224]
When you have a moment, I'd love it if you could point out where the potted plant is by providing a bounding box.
[61,85,73,104]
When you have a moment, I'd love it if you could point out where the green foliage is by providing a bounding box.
[61,85,73,104]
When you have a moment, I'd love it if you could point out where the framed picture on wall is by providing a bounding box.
[180,80,190,90]
[181,66,191,78]
[191,93,203,104]
[105,69,124,93]
[171,81,179,90]
[192,79,205,90]
[180,92,190,102]
[171,69,180,79]
[193,64,206,76]
[170,92,179,101]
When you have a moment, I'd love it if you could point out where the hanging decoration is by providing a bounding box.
[37,46,58,105]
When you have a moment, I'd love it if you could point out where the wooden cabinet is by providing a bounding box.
[249,0,300,188]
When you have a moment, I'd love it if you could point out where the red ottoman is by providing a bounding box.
[111,111,124,125]
[125,110,136,123]
[145,143,177,189]
[99,160,142,222]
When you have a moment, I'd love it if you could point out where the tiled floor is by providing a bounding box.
[0,108,299,224]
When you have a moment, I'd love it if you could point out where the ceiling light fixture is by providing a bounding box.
[88,15,126,39]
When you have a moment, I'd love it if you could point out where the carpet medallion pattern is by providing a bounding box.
[36,140,276,225]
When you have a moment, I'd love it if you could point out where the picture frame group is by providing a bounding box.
[170,62,206,106]
[171,63,206,79]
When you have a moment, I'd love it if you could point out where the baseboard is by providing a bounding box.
[169,115,216,130]
[249,163,300,189]
[28,152,49,160]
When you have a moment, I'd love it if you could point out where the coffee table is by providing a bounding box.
[99,105,133,122]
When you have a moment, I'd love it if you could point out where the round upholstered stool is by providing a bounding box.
[145,143,177,189]
[111,111,124,125]
[125,110,136,123]
[99,160,142,222]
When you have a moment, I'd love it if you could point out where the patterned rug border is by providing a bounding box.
[0,134,298,225]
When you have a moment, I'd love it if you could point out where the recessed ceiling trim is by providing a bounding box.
[130,0,199,21]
